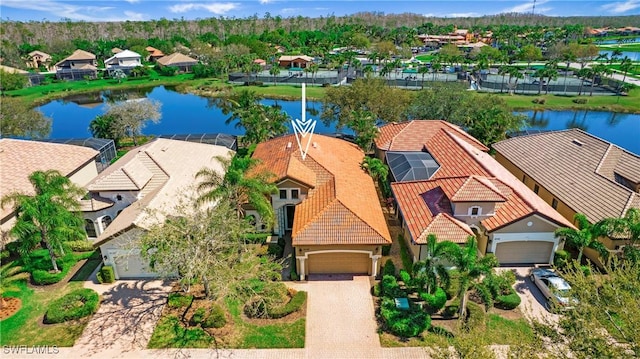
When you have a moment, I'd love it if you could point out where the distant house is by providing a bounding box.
[111,48,123,54]
[86,138,232,279]
[104,50,142,75]
[274,45,286,53]
[493,129,640,265]
[0,139,99,241]
[26,50,53,71]
[156,52,198,72]
[278,55,314,69]
[251,134,391,279]
[145,46,165,62]
[55,49,98,80]
[254,58,267,66]
[376,120,574,265]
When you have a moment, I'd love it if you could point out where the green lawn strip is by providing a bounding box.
[0,280,91,346]
[415,54,435,62]
[497,89,640,113]
[597,44,640,52]
[147,315,212,349]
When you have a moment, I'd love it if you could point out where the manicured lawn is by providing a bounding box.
[598,43,640,52]
[148,296,305,349]
[497,88,640,113]
[0,256,101,346]
[415,54,436,63]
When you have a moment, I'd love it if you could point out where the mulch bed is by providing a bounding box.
[0,298,22,320]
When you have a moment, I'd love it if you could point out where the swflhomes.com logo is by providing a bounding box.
[3,345,59,354]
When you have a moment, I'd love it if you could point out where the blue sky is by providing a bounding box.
[1,1,639,22]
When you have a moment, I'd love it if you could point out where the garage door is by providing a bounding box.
[307,252,370,275]
[113,252,157,279]
[494,241,554,264]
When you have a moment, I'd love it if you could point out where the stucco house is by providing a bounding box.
[376,120,574,265]
[156,52,198,72]
[145,46,165,62]
[104,49,142,75]
[26,50,53,71]
[251,134,391,279]
[0,139,99,242]
[86,139,232,279]
[55,49,98,80]
[278,55,314,69]
[493,129,640,265]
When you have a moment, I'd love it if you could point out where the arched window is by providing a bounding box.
[101,215,112,229]
[85,219,97,238]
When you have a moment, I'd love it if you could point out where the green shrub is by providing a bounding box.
[66,240,94,252]
[290,270,299,281]
[554,249,570,268]
[383,259,396,277]
[572,98,588,104]
[168,293,194,308]
[243,233,270,244]
[495,289,521,310]
[381,275,403,298]
[580,265,592,276]
[420,287,447,312]
[474,283,494,310]
[32,268,67,285]
[267,244,284,258]
[202,304,227,328]
[379,298,431,338]
[372,284,381,297]
[0,250,9,260]
[44,288,100,324]
[190,308,206,325]
[382,245,391,256]
[289,255,298,281]
[399,270,411,285]
[100,265,115,283]
[442,299,459,318]
[464,302,486,330]
[268,291,307,319]
[483,270,516,299]
[445,270,460,299]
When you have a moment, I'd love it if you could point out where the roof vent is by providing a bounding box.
[286,142,292,149]
[312,142,318,148]
[572,139,583,147]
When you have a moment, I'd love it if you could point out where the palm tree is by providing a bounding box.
[449,236,498,318]
[498,65,509,93]
[589,63,611,97]
[431,60,442,82]
[595,208,640,262]
[506,66,524,95]
[1,170,85,273]
[196,155,278,229]
[555,213,609,263]
[89,115,117,141]
[361,157,388,183]
[269,64,281,86]
[0,263,29,309]
[418,65,429,89]
[412,234,459,294]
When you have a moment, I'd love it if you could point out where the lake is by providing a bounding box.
[598,50,640,61]
[38,86,640,155]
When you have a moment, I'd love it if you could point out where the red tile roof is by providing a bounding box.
[252,134,391,246]
[451,176,507,202]
[375,120,489,153]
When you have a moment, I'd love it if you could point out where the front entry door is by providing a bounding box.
[285,205,295,230]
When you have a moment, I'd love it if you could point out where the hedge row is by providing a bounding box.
[44,288,100,324]
[268,291,307,319]
[96,265,115,284]
[65,240,95,252]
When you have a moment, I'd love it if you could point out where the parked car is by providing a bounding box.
[530,268,577,311]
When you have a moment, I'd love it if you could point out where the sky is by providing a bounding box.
[0,0,639,22]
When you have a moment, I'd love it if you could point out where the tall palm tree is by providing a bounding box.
[412,234,459,294]
[418,65,429,89]
[269,63,281,86]
[595,208,640,263]
[0,263,29,309]
[1,171,85,273]
[555,213,609,263]
[589,63,611,97]
[196,156,277,229]
[449,236,498,318]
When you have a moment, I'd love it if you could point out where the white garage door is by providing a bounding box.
[113,252,157,279]
[307,252,371,275]
[494,241,554,264]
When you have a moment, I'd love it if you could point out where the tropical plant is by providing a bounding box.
[448,236,498,318]
[89,115,118,142]
[412,234,459,294]
[555,213,609,264]
[595,208,640,263]
[0,263,29,308]
[196,155,277,229]
[361,157,389,183]
[1,170,85,273]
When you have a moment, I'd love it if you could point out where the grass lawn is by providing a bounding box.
[0,256,101,346]
[148,296,305,349]
[496,88,640,113]
[597,43,640,52]
[415,54,436,63]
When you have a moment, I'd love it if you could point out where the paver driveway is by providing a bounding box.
[295,274,381,358]
[74,279,172,358]
[499,267,560,325]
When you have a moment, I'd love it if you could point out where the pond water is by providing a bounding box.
[598,50,640,61]
[38,86,640,155]
[595,37,640,45]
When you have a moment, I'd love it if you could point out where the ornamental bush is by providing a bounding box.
[380,275,403,298]
[168,293,194,308]
[383,259,396,277]
[420,287,447,312]
[66,240,94,252]
[379,298,431,338]
[190,308,206,325]
[495,288,522,310]
[554,249,570,269]
[44,288,100,324]
[202,304,227,328]
[399,270,411,285]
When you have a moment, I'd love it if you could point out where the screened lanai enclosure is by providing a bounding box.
[386,151,441,182]
[37,138,116,172]
[156,133,238,151]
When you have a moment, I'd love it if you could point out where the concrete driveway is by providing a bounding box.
[74,278,172,357]
[499,267,560,325]
[292,274,381,358]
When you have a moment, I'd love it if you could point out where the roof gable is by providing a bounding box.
[416,213,473,244]
[451,176,507,202]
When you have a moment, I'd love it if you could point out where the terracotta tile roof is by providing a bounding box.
[145,47,164,57]
[417,213,474,244]
[451,176,507,202]
[0,139,98,220]
[493,129,640,223]
[252,134,391,246]
[157,52,198,66]
[390,123,575,245]
[375,120,488,153]
[92,139,233,245]
[285,156,316,188]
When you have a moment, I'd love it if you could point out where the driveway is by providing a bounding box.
[498,267,560,325]
[73,278,172,358]
[292,274,381,358]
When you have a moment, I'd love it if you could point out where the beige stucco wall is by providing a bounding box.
[493,214,559,234]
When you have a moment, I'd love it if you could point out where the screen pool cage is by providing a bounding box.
[156,133,238,151]
[36,138,116,172]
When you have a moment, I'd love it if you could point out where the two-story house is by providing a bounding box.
[84,138,232,279]
[376,120,574,265]
[104,50,142,75]
[55,49,98,80]
[250,134,391,279]
[493,129,640,266]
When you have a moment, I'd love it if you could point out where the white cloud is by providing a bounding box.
[124,10,145,20]
[447,12,479,17]
[259,0,274,4]
[169,2,239,14]
[280,7,301,14]
[502,0,550,14]
[601,0,640,13]
[1,0,118,21]
[124,0,140,3]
